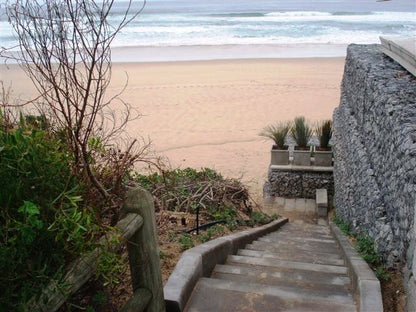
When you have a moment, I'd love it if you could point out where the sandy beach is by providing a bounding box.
[0,57,345,199]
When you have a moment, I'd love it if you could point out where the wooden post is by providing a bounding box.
[123,187,165,312]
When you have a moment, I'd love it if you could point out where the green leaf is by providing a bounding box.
[20,226,36,244]
[18,201,40,216]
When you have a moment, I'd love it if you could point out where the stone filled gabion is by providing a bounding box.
[333,44,416,286]
[264,170,334,199]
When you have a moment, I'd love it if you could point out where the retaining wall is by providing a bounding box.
[333,44,416,310]
[264,168,333,199]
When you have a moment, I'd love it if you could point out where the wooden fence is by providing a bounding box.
[29,187,164,312]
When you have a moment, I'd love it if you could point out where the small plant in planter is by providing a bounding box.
[290,116,313,150]
[290,116,312,165]
[259,122,290,150]
[316,119,332,150]
[314,119,333,166]
[259,122,290,165]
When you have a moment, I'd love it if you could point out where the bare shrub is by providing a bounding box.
[2,0,146,202]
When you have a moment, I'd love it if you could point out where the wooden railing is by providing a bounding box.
[30,187,164,312]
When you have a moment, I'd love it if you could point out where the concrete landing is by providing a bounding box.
[184,221,357,312]
[263,197,319,222]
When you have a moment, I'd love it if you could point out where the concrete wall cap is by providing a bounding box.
[330,222,383,312]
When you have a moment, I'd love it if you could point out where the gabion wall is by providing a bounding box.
[264,169,333,199]
[333,44,416,309]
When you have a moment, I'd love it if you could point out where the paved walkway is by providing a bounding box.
[184,220,357,311]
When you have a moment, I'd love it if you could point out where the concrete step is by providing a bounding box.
[227,255,348,275]
[281,222,331,232]
[277,227,331,236]
[184,277,356,312]
[212,263,352,291]
[261,233,337,244]
[237,248,345,266]
[264,231,335,241]
[265,227,334,237]
[250,239,341,254]
[258,236,337,246]
[245,243,343,260]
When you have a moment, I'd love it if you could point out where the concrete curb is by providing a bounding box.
[329,222,383,312]
[164,218,289,312]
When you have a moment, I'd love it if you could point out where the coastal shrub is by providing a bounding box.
[135,168,280,232]
[333,215,390,281]
[4,0,146,201]
[178,234,195,250]
[355,234,390,281]
[0,123,119,310]
[2,0,148,308]
[0,127,75,308]
[133,167,253,217]
[355,234,382,266]
[136,167,263,231]
[333,214,352,236]
[247,211,279,226]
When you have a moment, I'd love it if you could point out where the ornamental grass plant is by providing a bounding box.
[290,116,312,149]
[315,119,333,150]
[259,122,290,150]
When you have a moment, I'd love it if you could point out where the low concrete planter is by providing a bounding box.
[314,150,333,166]
[293,148,311,166]
[271,149,289,165]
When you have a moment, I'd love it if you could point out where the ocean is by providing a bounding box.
[113,0,416,47]
[0,0,415,60]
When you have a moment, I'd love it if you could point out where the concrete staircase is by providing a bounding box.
[184,221,357,312]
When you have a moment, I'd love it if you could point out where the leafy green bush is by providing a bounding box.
[332,215,352,236]
[209,205,237,222]
[248,211,279,226]
[355,234,390,281]
[197,225,227,243]
[332,215,390,282]
[178,234,195,250]
[355,234,381,265]
[0,127,109,310]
